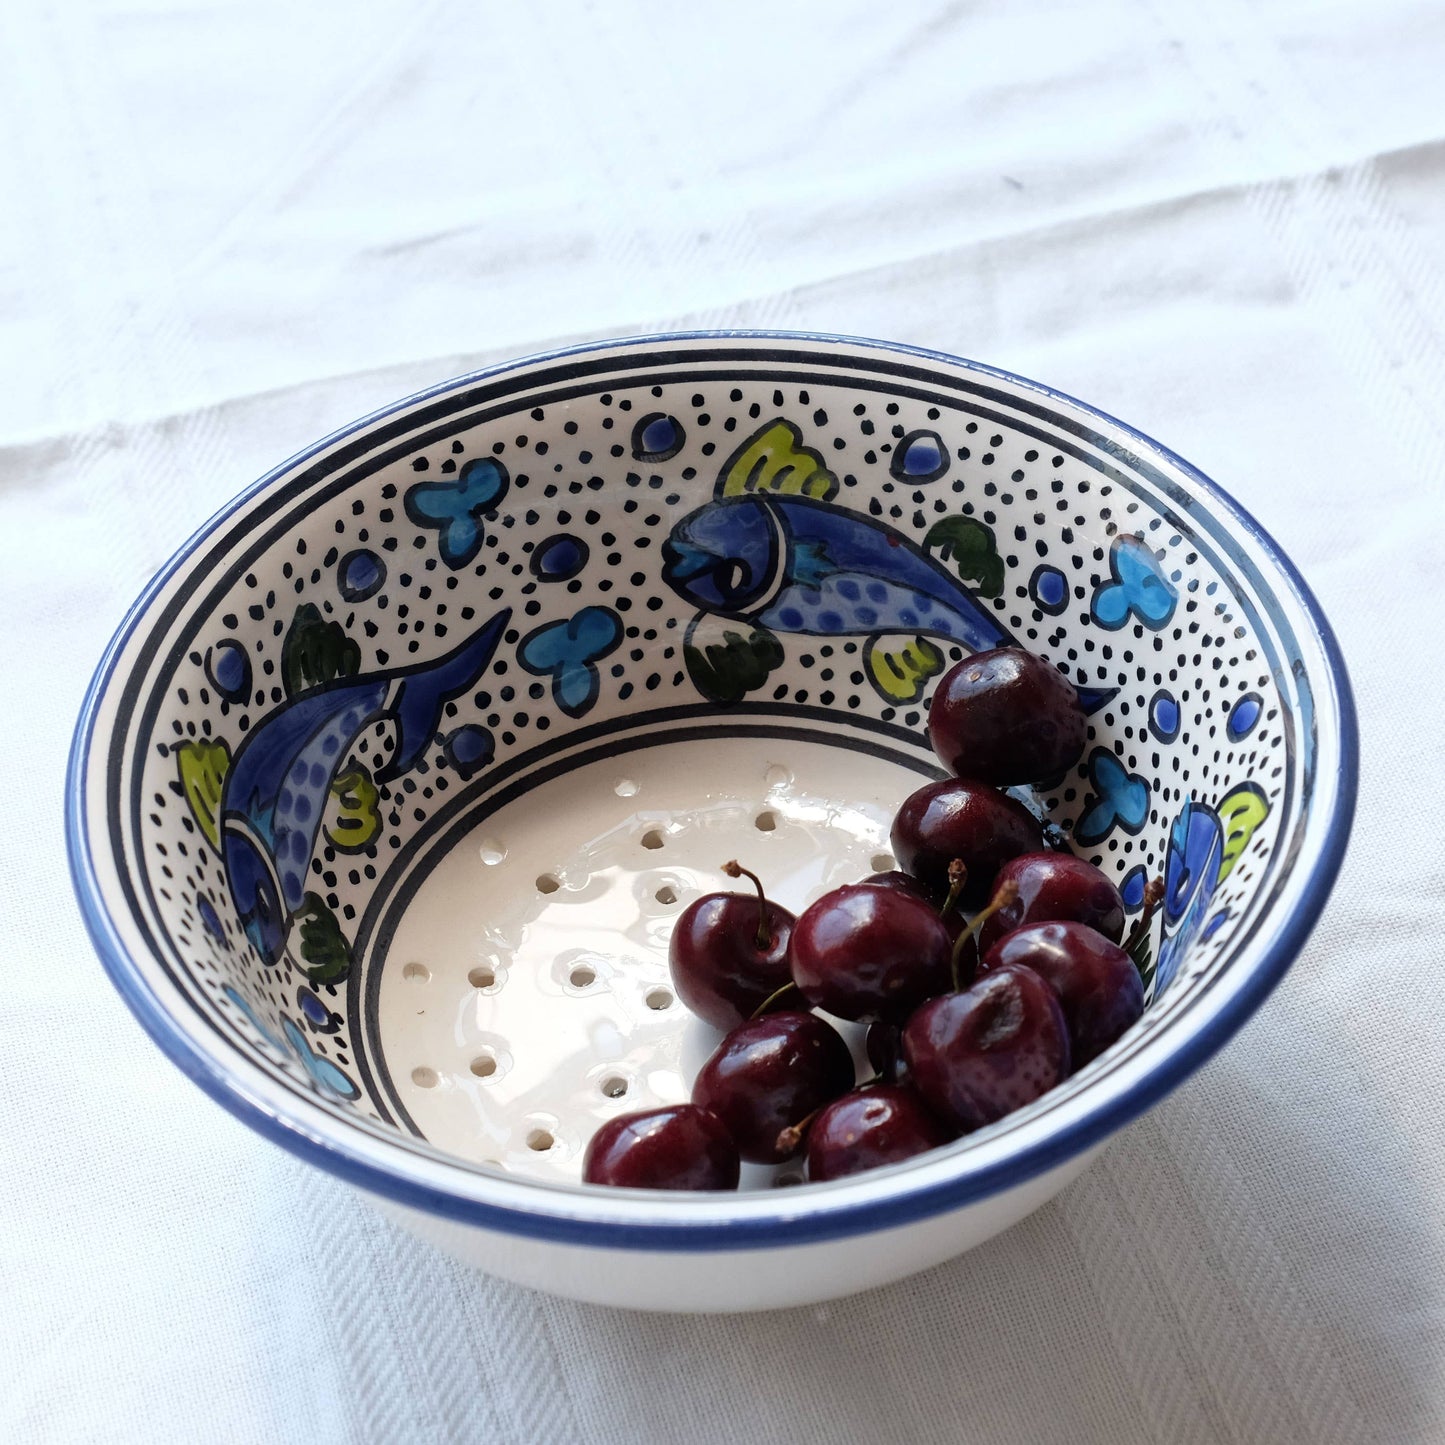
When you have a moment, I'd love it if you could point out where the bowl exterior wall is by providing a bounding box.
[374,1145,1102,1312]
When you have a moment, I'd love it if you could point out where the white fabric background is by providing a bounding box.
[2,1,1442,1441]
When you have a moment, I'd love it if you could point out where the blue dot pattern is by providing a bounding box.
[443,723,496,778]
[1120,865,1147,911]
[1030,565,1068,614]
[532,534,589,582]
[632,413,684,461]
[1227,692,1262,740]
[891,430,947,481]
[1149,689,1180,742]
[338,549,385,602]
[206,640,251,701]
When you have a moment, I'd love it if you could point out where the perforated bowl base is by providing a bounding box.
[377,735,928,1188]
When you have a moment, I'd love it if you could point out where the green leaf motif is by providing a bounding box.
[295,893,353,983]
[1129,930,1156,993]
[684,624,785,704]
[923,516,1005,597]
[282,603,361,698]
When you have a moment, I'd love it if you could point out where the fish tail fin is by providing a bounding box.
[1075,683,1119,715]
[864,634,945,704]
[379,608,511,782]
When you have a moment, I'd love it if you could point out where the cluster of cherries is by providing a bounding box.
[583,647,1159,1192]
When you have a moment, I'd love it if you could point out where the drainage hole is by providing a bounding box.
[569,964,597,988]
[600,1076,628,1098]
[754,810,778,832]
[536,873,562,894]
[469,1055,497,1079]
[870,852,894,873]
[526,1129,555,1152]
[402,961,430,983]
[645,988,674,1011]
[411,1067,439,1089]
[469,965,497,990]
[640,828,665,850]
[655,884,678,905]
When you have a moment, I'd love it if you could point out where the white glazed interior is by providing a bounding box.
[72,334,1348,1258]
[380,735,931,1184]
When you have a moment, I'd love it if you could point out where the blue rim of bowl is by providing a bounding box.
[66,329,1358,1250]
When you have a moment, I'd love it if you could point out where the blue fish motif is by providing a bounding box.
[1153,782,1269,993]
[220,609,509,965]
[663,494,1114,711]
[1154,797,1224,994]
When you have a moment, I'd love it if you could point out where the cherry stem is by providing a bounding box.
[1123,877,1165,957]
[775,1102,828,1157]
[722,859,771,950]
[749,981,802,1021]
[950,878,1021,992]
[939,858,967,923]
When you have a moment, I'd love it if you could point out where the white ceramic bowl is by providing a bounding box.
[68,332,1356,1311]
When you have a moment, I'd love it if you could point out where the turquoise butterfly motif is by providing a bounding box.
[404,458,510,568]
[1074,747,1151,845]
[1091,535,1177,630]
[280,1017,360,1101]
[223,985,360,1102]
[519,606,624,716]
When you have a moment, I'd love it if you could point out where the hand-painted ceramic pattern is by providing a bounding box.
[121,353,1284,1125]
[69,334,1354,1309]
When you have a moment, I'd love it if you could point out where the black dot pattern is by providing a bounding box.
[130,367,1297,1127]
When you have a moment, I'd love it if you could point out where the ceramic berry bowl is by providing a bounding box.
[67,332,1356,1312]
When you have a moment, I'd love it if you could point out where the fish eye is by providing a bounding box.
[717,559,749,596]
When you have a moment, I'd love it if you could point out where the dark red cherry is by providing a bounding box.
[902,963,1071,1133]
[860,869,938,904]
[863,865,971,940]
[790,883,953,1022]
[891,778,1044,906]
[928,647,1087,784]
[582,1105,740,1190]
[692,1011,855,1164]
[668,862,794,1030]
[979,920,1143,1067]
[975,851,1125,956]
[806,1085,951,1181]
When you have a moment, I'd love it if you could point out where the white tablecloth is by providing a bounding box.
[4,2,1442,1440]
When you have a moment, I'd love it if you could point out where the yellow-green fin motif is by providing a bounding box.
[175,738,231,852]
[864,635,944,703]
[719,419,837,500]
[1217,782,1270,881]
[324,765,382,852]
